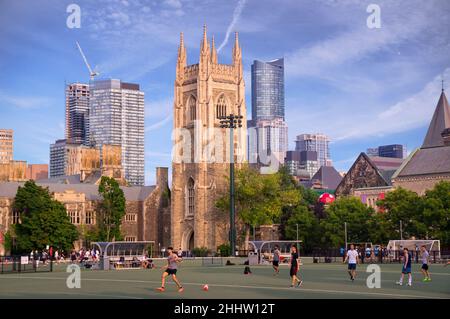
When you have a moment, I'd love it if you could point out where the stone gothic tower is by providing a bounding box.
[171,26,247,252]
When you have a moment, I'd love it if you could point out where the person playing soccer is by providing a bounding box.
[420,245,431,282]
[397,247,412,286]
[344,244,359,281]
[157,247,184,292]
[272,245,280,275]
[289,245,302,287]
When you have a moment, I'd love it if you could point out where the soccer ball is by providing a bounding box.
[202,284,209,291]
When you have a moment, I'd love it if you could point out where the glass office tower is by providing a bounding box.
[251,58,285,121]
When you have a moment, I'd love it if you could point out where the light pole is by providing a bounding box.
[400,220,403,240]
[220,113,243,257]
[296,224,299,245]
[344,222,348,249]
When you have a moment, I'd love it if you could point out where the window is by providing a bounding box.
[188,96,196,121]
[85,211,95,225]
[125,236,137,242]
[187,178,195,216]
[68,210,80,225]
[216,95,227,119]
[125,213,137,222]
[12,210,20,224]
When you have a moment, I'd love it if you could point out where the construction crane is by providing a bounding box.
[76,41,99,81]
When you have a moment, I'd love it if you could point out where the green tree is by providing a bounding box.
[97,176,126,241]
[13,180,78,253]
[320,197,375,247]
[284,204,321,251]
[216,165,300,248]
[377,187,424,240]
[422,181,450,246]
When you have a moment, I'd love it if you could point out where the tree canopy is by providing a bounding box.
[12,180,79,253]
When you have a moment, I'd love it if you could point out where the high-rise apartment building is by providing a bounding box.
[89,79,145,186]
[249,58,288,167]
[284,150,319,178]
[248,118,288,165]
[66,83,90,145]
[49,139,69,177]
[295,133,331,169]
[0,129,13,164]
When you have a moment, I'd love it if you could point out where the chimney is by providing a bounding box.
[156,167,168,189]
[441,128,450,146]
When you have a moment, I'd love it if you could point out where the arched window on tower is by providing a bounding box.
[216,94,227,119]
[187,178,195,217]
[189,96,196,122]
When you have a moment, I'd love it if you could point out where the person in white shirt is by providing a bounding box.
[343,244,359,281]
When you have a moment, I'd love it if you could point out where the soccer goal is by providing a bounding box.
[247,240,302,265]
[386,239,441,261]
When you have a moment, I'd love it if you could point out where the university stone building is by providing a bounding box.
[0,167,170,255]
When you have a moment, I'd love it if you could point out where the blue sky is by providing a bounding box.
[0,0,449,185]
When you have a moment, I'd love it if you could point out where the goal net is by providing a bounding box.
[386,239,441,259]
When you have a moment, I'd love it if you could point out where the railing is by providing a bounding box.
[0,255,53,274]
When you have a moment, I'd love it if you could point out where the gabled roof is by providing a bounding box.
[422,91,450,148]
[393,146,450,178]
[310,166,342,190]
[335,153,399,196]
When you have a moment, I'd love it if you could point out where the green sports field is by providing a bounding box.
[0,260,449,299]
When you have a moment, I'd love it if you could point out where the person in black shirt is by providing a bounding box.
[289,245,302,288]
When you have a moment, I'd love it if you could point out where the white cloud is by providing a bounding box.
[0,92,54,109]
[286,68,450,142]
[217,0,247,52]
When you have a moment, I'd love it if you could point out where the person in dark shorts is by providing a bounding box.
[420,246,431,282]
[289,245,302,288]
[344,244,359,281]
[272,245,280,275]
[157,247,183,292]
[397,247,412,286]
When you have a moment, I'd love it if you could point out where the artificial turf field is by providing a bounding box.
[0,260,449,299]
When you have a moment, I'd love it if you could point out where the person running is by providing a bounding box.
[344,244,359,281]
[420,246,431,282]
[289,245,302,288]
[272,245,280,275]
[397,247,412,286]
[157,247,184,292]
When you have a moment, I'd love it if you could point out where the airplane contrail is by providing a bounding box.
[217,0,247,52]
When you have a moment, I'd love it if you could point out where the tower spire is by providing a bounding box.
[211,35,218,64]
[176,32,186,80]
[201,24,209,53]
[232,31,241,66]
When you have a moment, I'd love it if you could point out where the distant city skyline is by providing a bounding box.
[0,0,449,184]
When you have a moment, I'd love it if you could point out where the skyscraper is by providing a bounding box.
[251,58,285,121]
[65,83,90,145]
[249,58,287,166]
[248,118,288,165]
[89,79,145,186]
[295,133,331,169]
[0,129,13,164]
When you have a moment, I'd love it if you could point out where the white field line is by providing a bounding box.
[0,275,448,299]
